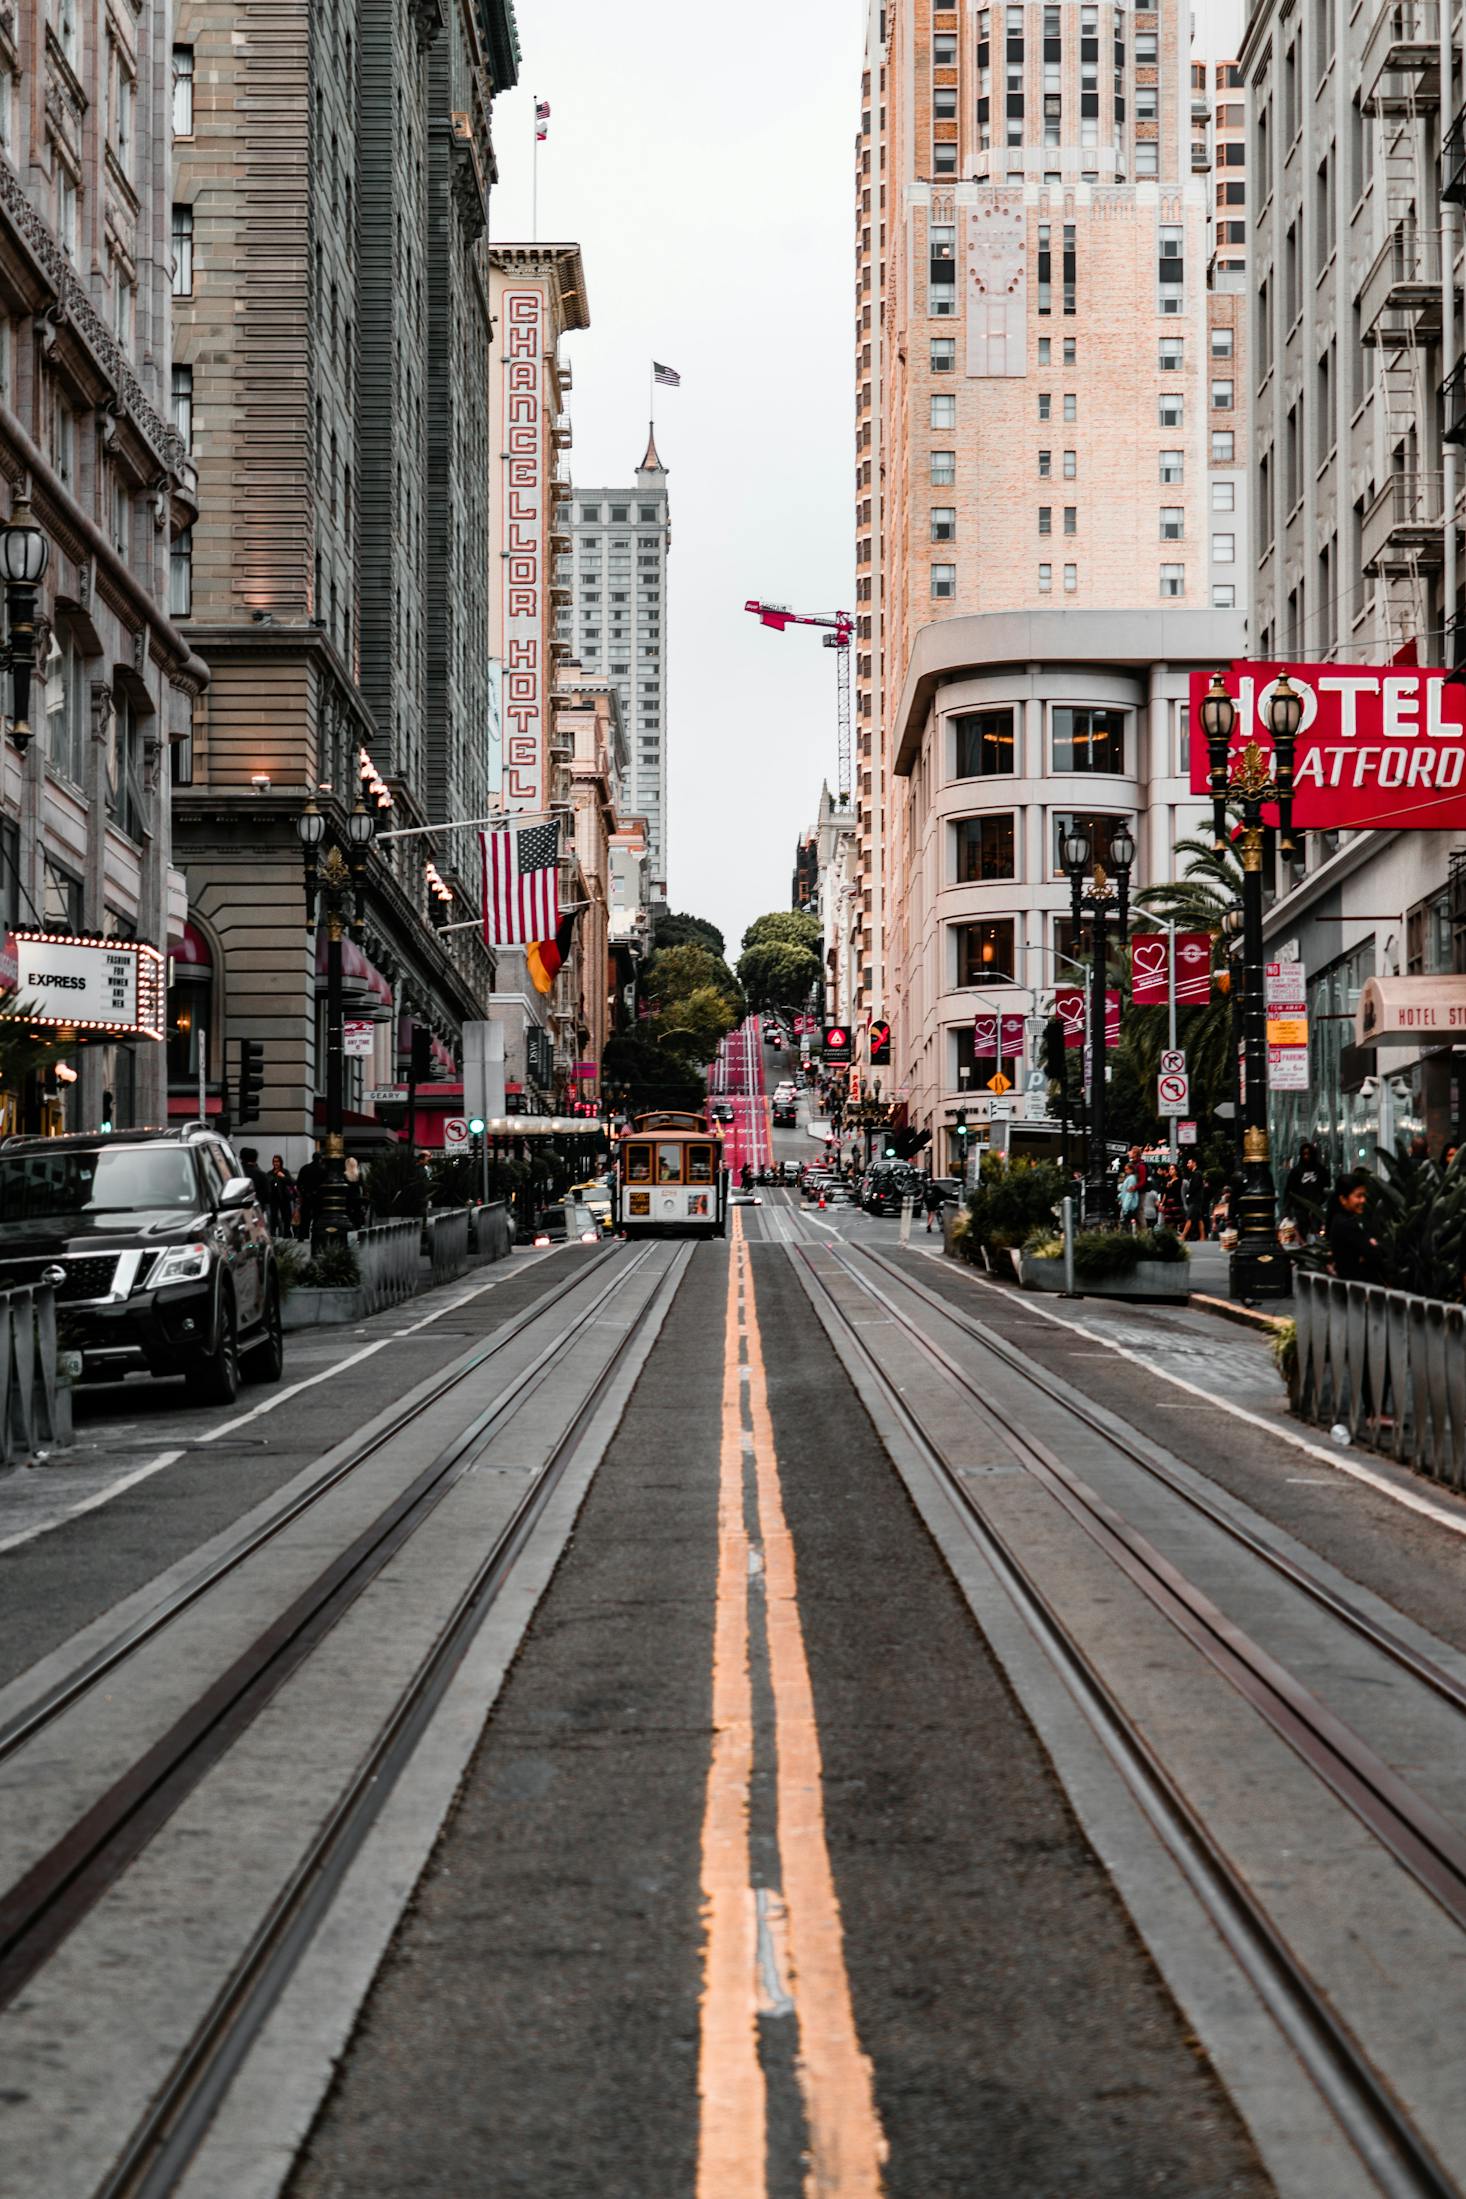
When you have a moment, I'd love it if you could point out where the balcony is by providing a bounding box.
[1360,0,1440,113]
[1359,221,1445,344]
[1446,108,1466,202]
[551,413,572,449]
[1443,360,1466,444]
[1361,468,1445,573]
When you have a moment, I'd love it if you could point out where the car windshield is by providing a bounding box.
[0,1147,200,1222]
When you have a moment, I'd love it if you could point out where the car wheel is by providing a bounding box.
[187,1287,240,1406]
[242,1275,284,1385]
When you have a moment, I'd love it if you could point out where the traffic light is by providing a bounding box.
[236,1037,265,1125]
[99,1089,115,1135]
[869,1018,891,1065]
[411,1026,433,1084]
[954,1108,969,1144]
[468,1115,486,1136]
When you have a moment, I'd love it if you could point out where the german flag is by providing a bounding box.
[526,912,577,996]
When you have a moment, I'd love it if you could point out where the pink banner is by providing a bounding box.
[1130,932,1212,1005]
[972,1011,1027,1056]
[1054,988,1120,1049]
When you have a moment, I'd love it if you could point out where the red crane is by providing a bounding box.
[744,598,855,800]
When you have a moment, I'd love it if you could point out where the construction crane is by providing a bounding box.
[744,598,855,801]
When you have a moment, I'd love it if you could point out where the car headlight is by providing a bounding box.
[151,1243,213,1287]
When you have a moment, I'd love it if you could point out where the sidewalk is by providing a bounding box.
[1185,1239,1296,1321]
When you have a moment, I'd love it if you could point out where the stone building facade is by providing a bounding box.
[0,0,204,1131]
[170,0,518,1160]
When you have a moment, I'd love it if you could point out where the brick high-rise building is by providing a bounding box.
[860,0,1247,1152]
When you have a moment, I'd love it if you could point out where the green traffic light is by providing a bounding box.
[468,1115,486,1135]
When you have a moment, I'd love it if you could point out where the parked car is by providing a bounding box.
[532,1200,601,1247]
[0,1127,283,1404]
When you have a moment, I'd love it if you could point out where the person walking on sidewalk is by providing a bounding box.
[923,1175,945,1234]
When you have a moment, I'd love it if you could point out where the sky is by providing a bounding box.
[490,0,865,960]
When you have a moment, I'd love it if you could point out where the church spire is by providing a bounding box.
[638,422,666,474]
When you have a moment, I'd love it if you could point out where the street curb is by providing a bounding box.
[1189,1292,1291,1336]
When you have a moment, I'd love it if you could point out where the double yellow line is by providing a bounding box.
[697,1214,887,2196]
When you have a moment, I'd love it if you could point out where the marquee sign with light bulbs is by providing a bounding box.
[1,933,165,1038]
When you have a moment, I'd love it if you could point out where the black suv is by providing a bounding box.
[0,1129,284,1404]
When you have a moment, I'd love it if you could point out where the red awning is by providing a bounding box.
[174,923,212,968]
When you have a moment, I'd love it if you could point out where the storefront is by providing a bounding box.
[1,932,166,1135]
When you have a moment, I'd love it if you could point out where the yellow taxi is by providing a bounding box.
[568,1177,615,1234]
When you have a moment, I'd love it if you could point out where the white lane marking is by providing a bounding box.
[941,1258,1466,1542]
[0,1259,549,1557]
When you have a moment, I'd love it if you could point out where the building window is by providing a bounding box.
[930,450,955,485]
[934,31,958,63]
[1212,479,1235,510]
[1211,430,1235,462]
[1159,336,1183,371]
[1052,811,1130,877]
[934,142,958,173]
[1159,391,1183,427]
[1213,584,1237,607]
[1038,505,1052,534]
[1063,563,1077,592]
[1052,704,1124,773]
[931,393,956,427]
[931,337,956,372]
[57,170,77,258]
[172,204,194,296]
[1211,532,1235,562]
[1063,506,1077,535]
[1063,392,1077,421]
[953,707,1016,777]
[955,815,1017,883]
[1136,141,1159,177]
[955,919,1017,986]
[1038,562,1053,592]
[1038,449,1052,476]
[610,504,629,521]
[170,526,194,617]
[1038,337,1051,364]
[1211,325,1234,357]
[1037,222,1052,314]
[931,506,956,541]
[56,0,78,64]
[1160,562,1185,597]
[1211,378,1235,411]
[44,626,86,785]
[1159,506,1184,540]
[580,503,601,522]
[1038,391,1052,420]
[931,562,956,598]
[1062,449,1077,478]
[1159,448,1183,484]
[172,363,194,450]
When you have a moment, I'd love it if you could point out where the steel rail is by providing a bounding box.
[855,1243,1466,1726]
[0,1244,654,2009]
[0,1243,622,1769]
[793,1241,1462,2199]
[93,1240,692,2199]
[826,1242,1466,1931]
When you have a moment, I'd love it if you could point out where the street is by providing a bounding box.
[1,1027,1466,2196]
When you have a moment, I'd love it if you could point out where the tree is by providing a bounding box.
[643,943,745,1023]
[741,910,822,957]
[653,909,726,959]
[602,1030,707,1113]
[655,984,739,1068]
[737,939,822,1011]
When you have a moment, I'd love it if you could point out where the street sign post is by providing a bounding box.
[443,1116,471,1152]
[1178,1120,1198,1144]
[1160,1047,1187,1077]
[1157,1070,1190,1116]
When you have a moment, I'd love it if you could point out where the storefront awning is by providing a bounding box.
[1356,976,1466,1046]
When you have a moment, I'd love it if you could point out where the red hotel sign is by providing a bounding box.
[500,287,545,813]
[1189,662,1466,829]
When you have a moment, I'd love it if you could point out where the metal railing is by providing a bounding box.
[1361,468,1445,572]
[1360,0,1441,109]
[1292,1271,1466,1486]
[0,1283,67,1466]
[351,1219,422,1313]
[1359,221,1443,339]
[424,1206,472,1285]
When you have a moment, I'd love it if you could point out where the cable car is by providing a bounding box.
[611,1110,729,1238]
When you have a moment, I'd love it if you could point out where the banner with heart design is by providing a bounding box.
[973,1011,1027,1057]
[1130,932,1213,1005]
[1054,988,1120,1048]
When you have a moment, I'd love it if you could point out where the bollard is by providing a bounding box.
[899,1195,914,1248]
[1060,1195,1078,1297]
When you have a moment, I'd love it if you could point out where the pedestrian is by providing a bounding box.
[268,1154,296,1237]
[295,1145,325,1241]
[1399,1132,1430,1176]
[1327,1175,1385,1284]
[923,1173,945,1233]
[1159,1163,1185,1231]
[236,1145,273,1211]
[1444,1143,1461,1173]
[343,1154,365,1230]
[1118,1161,1140,1228]
[1282,1139,1328,1232]
[1180,1154,1208,1240]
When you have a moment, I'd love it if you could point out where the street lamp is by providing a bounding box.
[1063,816,1135,1222]
[298,792,376,1247]
[1200,669,1300,1300]
[0,498,50,754]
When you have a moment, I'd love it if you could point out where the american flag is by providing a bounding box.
[480,820,560,946]
[652,361,681,387]
[535,98,551,143]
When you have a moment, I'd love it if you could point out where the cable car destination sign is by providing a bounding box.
[1189,661,1466,828]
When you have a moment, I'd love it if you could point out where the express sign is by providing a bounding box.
[1189,662,1466,829]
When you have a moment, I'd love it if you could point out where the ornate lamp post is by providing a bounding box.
[1201,669,1301,1300]
[297,792,377,1247]
[0,499,50,754]
[1062,816,1135,1222]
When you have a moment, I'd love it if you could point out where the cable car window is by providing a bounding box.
[688,1146,714,1183]
[657,1143,683,1183]
[626,1145,652,1182]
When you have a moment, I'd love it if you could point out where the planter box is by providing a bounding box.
[1020,1254,1190,1302]
[282,1286,366,1330]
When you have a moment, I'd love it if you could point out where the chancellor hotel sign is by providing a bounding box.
[1,933,166,1038]
[1189,661,1466,829]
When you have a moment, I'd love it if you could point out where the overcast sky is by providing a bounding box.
[490,1,864,959]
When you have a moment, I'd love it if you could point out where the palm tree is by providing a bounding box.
[1133,836,1244,931]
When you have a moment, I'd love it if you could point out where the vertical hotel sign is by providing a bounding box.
[502,288,545,812]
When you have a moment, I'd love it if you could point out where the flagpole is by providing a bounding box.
[532,96,538,242]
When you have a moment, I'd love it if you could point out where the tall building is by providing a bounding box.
[860,0,1246,1151]
[1241,0,1466,1163]
[171,0,519,1157]
[0,0,202,1132]
[567,437,670,899]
